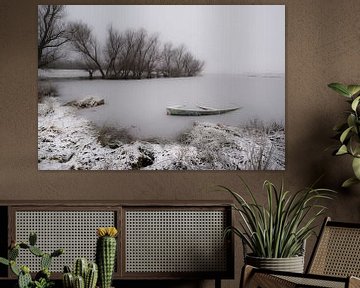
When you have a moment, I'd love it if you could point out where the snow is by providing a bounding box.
[38,97,285,170]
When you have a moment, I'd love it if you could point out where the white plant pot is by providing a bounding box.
[245,254,305,273]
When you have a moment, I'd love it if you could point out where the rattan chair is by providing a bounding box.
[241,217,360,288]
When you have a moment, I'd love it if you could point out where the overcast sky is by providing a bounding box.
[65,5,285,74]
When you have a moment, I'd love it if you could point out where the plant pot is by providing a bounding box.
[245,254,304,273]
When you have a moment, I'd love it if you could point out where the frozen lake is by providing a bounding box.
[45,73,284,140]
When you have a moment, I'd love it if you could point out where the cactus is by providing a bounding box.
[29,245,44,257]
[96,227,118,288]
[0,232,63,288]
[18,270,32,288]
[9,246,19,260]
[10,260,20,276]
[74,258,88,279]
[85,263,98,288]
[41,253,52,270]
[51,248,64,257]
[63,272,74,288]
[35,268,50,282]
[0,257,9,266]
[29,232,37,246]
[74,275,85,288]
[63,260,98,288]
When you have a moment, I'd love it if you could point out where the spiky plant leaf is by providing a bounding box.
[220,179,335,258]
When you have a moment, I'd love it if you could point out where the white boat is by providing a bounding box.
[166,105,240,116]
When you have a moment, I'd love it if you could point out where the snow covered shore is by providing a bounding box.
[38,97,285,170]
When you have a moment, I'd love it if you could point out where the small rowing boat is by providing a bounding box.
[166,105,240,116]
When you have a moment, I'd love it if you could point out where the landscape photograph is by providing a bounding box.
[38,5,285,170]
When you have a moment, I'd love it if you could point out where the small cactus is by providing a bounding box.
[74,258,88,279]
[85,263,98,288]
[74,275,85,288]
[63,259,98,288]
[63,272,74,288]
[96,227,118,288]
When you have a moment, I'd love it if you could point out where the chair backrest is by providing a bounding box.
[307,217,360,277]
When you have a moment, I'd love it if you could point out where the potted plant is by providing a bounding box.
[328,83,360,187]
[221,179,334,273]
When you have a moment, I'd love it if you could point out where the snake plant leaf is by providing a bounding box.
[352,157,360,179]
[340,126,353,143]
[328,83,351,97]
[336,144,348,155]
[347,85,360,97]
[351,96,360,111]
[342,177,360,188]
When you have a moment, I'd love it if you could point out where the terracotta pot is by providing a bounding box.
[245,254,305,273]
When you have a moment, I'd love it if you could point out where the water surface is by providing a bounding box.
[51,74,284,140]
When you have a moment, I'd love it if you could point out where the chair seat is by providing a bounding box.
[243,266,360,288]
[277,274,346,288]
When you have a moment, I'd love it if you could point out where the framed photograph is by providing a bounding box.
[38,5,285,170]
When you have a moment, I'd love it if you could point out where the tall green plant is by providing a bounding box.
[221,179,334,258]
[328,83,360,187]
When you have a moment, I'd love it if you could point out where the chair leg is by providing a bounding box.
[215,278,221,288]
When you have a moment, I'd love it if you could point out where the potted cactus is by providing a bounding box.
[96,227,118,288]
[62,258,98,288]
[0,232,63,288]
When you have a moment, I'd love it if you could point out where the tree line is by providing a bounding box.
[38,5,204,79]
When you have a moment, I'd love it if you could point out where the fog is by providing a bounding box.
[65,5,285,74]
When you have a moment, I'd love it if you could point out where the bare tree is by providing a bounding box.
[104,26,125,78]
[160,43,175,77]
[38,5,68,68]
[144,35,160,78]
[67,21,105,79]
[67,24,203,79]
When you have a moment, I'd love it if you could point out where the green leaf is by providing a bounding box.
[351,96,360,111]
[347,114,356,128]
[336,145,348,155]
[342,177,360,188]
[347,85,360,97]
[349,135,360,157]
[340,126,353,143]
[352,157,360,179]
[328,83,350,97]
